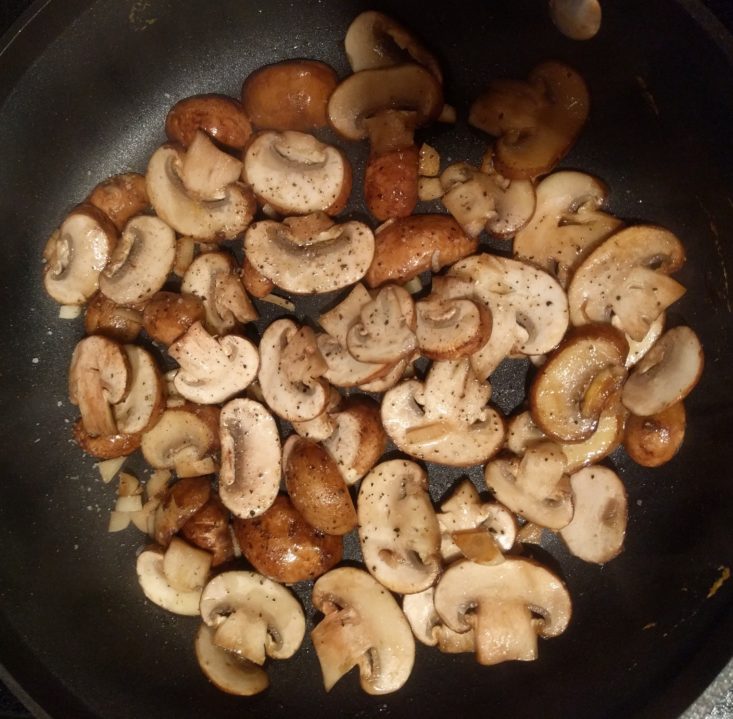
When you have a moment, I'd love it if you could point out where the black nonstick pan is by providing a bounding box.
[1,1,732,717]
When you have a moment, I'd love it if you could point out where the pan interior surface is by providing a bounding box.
[0,1,732,718]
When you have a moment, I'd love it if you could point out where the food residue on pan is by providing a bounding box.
[707,566,731,599]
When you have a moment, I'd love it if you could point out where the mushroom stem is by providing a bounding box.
[474,601,538,665]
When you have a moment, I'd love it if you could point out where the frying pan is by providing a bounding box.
[1,1,732,717]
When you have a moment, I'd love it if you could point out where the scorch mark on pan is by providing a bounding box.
[129,0,158,31]
[635,76,659,117]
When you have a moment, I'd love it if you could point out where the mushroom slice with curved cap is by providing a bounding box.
[146,144,256,241]
[98,215,176,305]
[113,345,164,435]
[69,335,130,438]
[530,325,628,442]
[402,587,475,654]
[624,401,686,467]
[200,571,305,665]
[43,204,117,305]
[484,442,573,530]
[136,546,202,616]
[560,466,627,563]
[549,0,602,40]
[615,312,666,369]
[195,624,269,697]
[181,252,257,335]
[469,61,589,179]
[568,225,686,341]
[622,326,703,416]
[153,476,212,547]
[311,566,415,694]
[243,131,351,216]
[178,131,243,201]
[219,399,280,519]
[258,319,330,422]
[244,217,374,294]
[434,558,572,665]
[165,94,253,150]
[358,459,441,594]
[181,496,234,566]
[87,172,149,232]
[382,359,505,466]
[85,292,144,343]
[140,407,217,471]
[291,386,341,441]
[168,322,259,405]
[513,171,623,287]
[344,11,442,82]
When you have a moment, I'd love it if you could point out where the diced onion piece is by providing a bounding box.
[259,293,296,312]
[118,472,142,497]
[95,457,126,484]
[108,510,131,532]
[419,143,440,177]
[146,469,172,500]
[59,304,82,319]
[403,276,423,295]
[130,498,160,534]
[162,537,213,592]
[438,103,457,123]
[115,495,143,513]
[418,177,444,202]
[175,456,217,478]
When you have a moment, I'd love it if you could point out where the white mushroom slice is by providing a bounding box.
[357,354,413,393]
[346,285,416,364]
[168,322,259,405]
[311,567,415,695]
[243,131,351,215]
[358,459,441,594]
[182,252,256,335]
[484,442,573,529]
[433,558,572,665]
[43,205,117,305]
[416,294,491,360]
[200,571,305,664]
[219,399,281,519]
[98,216,176,305]
[146,144,255,240]
[448,254,568,380]
[179,131,243,200]
[513,171,623,286]
[549,0,602,40]
[614,312,666,368]
[402,587,475,653]
[68,336,129,437]
[140,407,216,470]
[381,359,505,466]
[113,345,164,434]
[567,225,686,341]
[195,624,269,696]
[244,219,374,294]
[621,326,704,416]
[136,548,202,616]
[162,536,212,592]
[317,333,390,387]
[291,387,341,441]
[258,319,329,422]
[560,466,627,563]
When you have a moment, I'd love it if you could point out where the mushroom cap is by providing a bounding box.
[181,496,234,566]
[243,130,352,215]
[84,292,144,343]
[623,401,686,467]
[328,64,443,141]
[87,172,149,232]
[402,587,475,653]
[218,399,281,519]
[153,476,212,547]
[136,547,202,616]
[165,93,253,149]
[549,0,602,40]
[357,459,441,594]
[244,218,374,294]
[311,566,415,695]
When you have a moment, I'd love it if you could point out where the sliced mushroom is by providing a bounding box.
[549,0,602,40]
[469,61,589,179]
[622,326,703,416]
[84,292,143,343]
[402,587,475,653]
[113,345,164,435]
[357,353,414,393]
[142,291,206,346]
[484,442,573,529]
[615,312,666,368]
[291,386,341,441]
[567,225,686,340]
[243,130,351,216]
[43,205,117,305]
[243,217,374,294]
[136,546,203,616]
[433,558,572,665]
[178,131,244,200]
[153,476,212,547]
[218,399,280,519]
[513,171,623,286]
[146,144,256,241]
[381,359,505,466]
[623,401,686,467]
[98,215,176,305]
[560,466,627,563]
[181,496,234,566]
[87,172,149,232]
[168,322,259,405]
[165,94,253,149]
[72,420,141,459]
[311,566,415,694]
[161,536,213,592]
[358,459,441,594]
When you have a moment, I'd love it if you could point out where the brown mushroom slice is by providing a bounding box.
[433,558,572,665]
[549,0,602,40]
[258,319,330,422]
[622,326,703,416]
[344,11,442,81]
[195,624,269,696]
[142,291,206,346]
[484,443,573,530]
[402,587,475,653]
[530,325,628,442]
[165,94,253,149]
[243,131,351,216]
[322,395,387,485]
[168,322,258,405]
[513,171,623,286]
[218,399,280,520]
[567,225,686,341]
[560,466,627,563]
[146,144,256,241]
[113,345,164,435]
[624,401,686,467]
[43,205,117,305]
[85,293,143,343]
[358,459,441,594]
[88,172,149,231]
[140,407,217,471]
[381,359,505,467]
[469,61,589,179]
[181,496,234,566]
[72,420,141,460]
[98,215,176,305]
[311,567,415,695]
[136,547,202,616]
[161,536,213,593]
[68,335,129,437]
[178,131,244,201]
[152,476,212,547]
[243,218,374,294]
